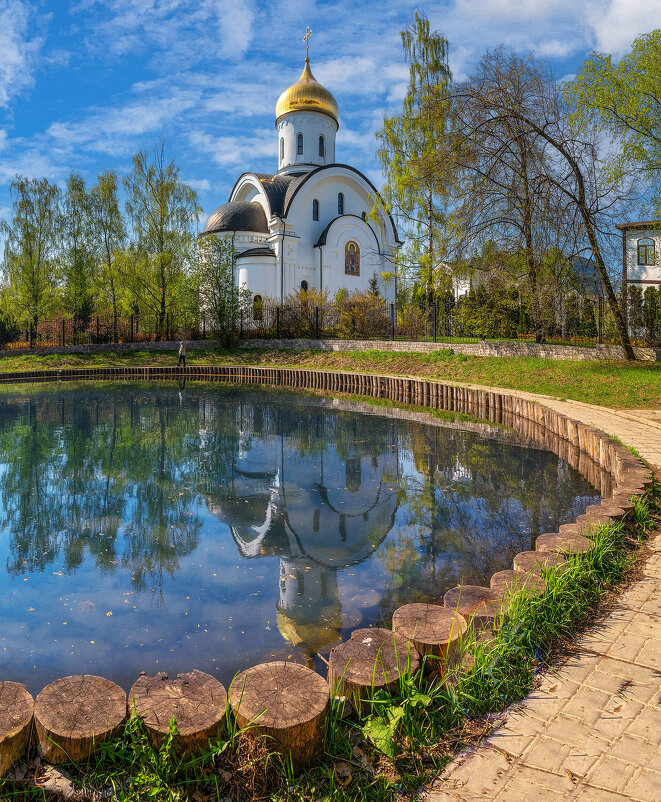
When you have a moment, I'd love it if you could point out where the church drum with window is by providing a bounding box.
[199,47,401,315]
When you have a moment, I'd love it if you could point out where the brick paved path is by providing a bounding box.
[425,386,661,802]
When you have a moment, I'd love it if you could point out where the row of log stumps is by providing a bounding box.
[0,367,655,777]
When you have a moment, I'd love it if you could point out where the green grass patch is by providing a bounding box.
[0,345,658,408]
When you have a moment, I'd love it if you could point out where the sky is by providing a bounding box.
[1,0,661,229]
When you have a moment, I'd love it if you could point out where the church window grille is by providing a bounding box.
[319,135,325,157]
[297,133,303,155]
[252,294,263,322]
[301,280,309,293]
[312,199,319,221]
[338,192,344,215]
[280,137,284,161]
[637,237,656,266]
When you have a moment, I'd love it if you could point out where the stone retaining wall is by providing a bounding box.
[0,365,653,776]
[238,338,661,362]
[1,337,658,361]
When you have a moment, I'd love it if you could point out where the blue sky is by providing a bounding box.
[2,0,661,228]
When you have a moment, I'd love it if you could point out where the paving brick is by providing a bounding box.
[623,766,661,802]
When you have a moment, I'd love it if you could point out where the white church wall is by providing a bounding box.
[285,171,395,301]
[237,257,278,300]
[277,112,337,172]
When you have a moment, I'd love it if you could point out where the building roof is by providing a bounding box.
[201,201,268,235]
[315,214,379,250]
[275,58,339,126]
[615,220,661,231]
[236,247,276,258]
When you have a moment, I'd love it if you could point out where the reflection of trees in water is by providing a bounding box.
[373,424,598,623]
[0,384,598,622]
[0,390,204,590]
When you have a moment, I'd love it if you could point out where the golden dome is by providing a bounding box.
[275,59,339,126]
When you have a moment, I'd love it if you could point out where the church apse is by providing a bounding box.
[205,401,400,663]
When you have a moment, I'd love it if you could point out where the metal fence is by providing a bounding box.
[1,296,658,351]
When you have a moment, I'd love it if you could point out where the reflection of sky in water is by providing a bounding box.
[0,383,600,693]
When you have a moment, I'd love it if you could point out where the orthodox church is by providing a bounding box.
[201,33,401,307]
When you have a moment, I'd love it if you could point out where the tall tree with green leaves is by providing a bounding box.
[0,177,60,339]
[376,11,453,304]
[90,171,126,343]
[60,172,96,338]
[567,31,661,212]
[197,234,249,345]
[123,142,201,339]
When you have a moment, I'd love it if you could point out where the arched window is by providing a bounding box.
[345,241,360,276]
[337,192,344,215]
[361,211,367,221]
[637,237,656,266]
[312,199,319,221]
[300,280,309,293]
[297,133,303,155]
[319,135,325,157]
[280,137,284,161]
[252,294,263,322]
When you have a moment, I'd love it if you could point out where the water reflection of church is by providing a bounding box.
[206,402,400,659]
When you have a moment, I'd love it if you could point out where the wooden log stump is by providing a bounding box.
[34,675,127,764]
[490,569,546,599]
[0,682,34,777]
[513,550,567,576]
[443,585,506,631]
[574,511,615,531]
[328,630,419,713]
[391,603,467,674]
[129,670,227,752]
[585,503,626,522]
[608,494,635,515]
[229,661,329,771]
[535,531,593,555]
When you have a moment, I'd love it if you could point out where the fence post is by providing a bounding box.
[276,307,280,340]
[29,323,33,349]
[433,305,437,343]
[598,295,603,344]
[166,312,169,341]
[315,306,320,340]
[96,316,99,341]
[240,309,243,339]
[62,319,65,347]
[390,303,395,341]
[202,316,206,340]
[130,314,134,343]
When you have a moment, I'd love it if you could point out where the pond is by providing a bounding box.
[0,382,601,693]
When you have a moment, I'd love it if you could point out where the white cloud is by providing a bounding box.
[213,0,255,59]
[0,0,43,108]
[589,0,661,55]
[189,129,274,169]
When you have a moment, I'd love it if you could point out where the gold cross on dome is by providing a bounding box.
[303,27,312,59]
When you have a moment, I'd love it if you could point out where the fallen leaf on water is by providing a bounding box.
[106,611,112,616]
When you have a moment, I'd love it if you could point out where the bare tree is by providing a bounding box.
[449,50,634,357]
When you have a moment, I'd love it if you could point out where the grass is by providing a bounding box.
[1,489,655,802]
[0,345,659,408]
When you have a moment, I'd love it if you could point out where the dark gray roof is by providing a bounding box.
[228,172,308,218]
[201,202,268,235]
[236,247,276,259]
